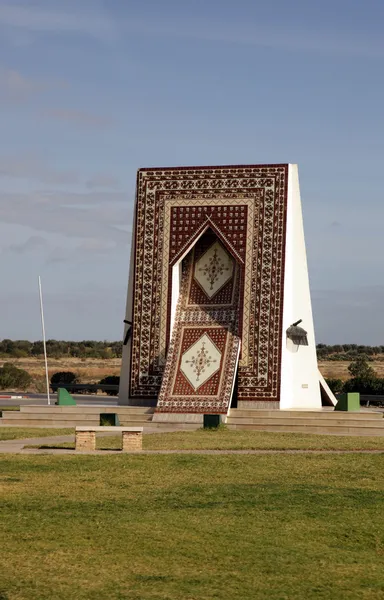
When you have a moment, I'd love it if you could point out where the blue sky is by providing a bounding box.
[1,0,384,343]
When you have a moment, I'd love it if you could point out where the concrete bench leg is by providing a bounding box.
[122,431,142,452]
[76,430,96,451]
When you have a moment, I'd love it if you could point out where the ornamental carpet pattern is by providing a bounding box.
[156,231,241,414]
[129,164,288,404]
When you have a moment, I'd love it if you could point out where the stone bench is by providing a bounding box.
[75,426,143,452]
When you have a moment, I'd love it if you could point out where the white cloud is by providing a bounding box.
[103,14,384,61]
[86,174,120,190]
[0,285,127,340]
[46,238,121,264]
[1,3,383,60]
[7,235,47,254]
[44,108,114,129]
[45,245,69,264]
[77,239,117,253]
[126,18,384,60]
[0,2,117,42]
[31,190,126,206]
[0,191,131,243]
[0,66,65,102]
[0,155,121,189]
[0,155,80,185]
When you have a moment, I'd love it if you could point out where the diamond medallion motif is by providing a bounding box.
[194,241,234,299]
[180,333,222,391]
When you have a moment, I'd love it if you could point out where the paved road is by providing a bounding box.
[0,393,118,408]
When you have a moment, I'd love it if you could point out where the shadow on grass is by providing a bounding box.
[33,445,122,452]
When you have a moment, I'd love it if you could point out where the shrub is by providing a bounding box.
[99,375,120,396]
[34,377,49,393]
[0,363,32,390]
[325,378,344,394]
[50,371,78,392]
[348,355,376,380]
[342,376,383,395]
[10,349,29,358]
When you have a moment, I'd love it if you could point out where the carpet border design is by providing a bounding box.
[129,164,288,403]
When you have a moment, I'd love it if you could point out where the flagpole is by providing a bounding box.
[38,276,50,405]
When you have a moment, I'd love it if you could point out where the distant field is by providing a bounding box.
[2,357,384,389]
[318,360,384,380]
[0,357,121,390]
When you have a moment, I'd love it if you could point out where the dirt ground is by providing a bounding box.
[318,360,384,381]
[3,357,384,389]
[0,357,121,390]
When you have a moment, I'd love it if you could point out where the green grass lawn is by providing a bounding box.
[0,428,74,441]
[0,453,383,600]
[25,427,384,451]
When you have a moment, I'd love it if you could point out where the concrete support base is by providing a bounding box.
[122,431,142,451]
[152,412,204,424]
[75,430,96,451]
[237,401,280,410]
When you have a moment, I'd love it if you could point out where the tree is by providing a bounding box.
[348,355,376,380]
[31,341,44,356]
[0,363,32,390]
[332,345,344,353]
[50,371,78,392]
[99,375,120,396]
[0,339,15,355]
[343,377,380,395]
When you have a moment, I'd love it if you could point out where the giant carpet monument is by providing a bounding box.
[119,164,334,422]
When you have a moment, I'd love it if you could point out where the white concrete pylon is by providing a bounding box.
[279,164,335,409]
